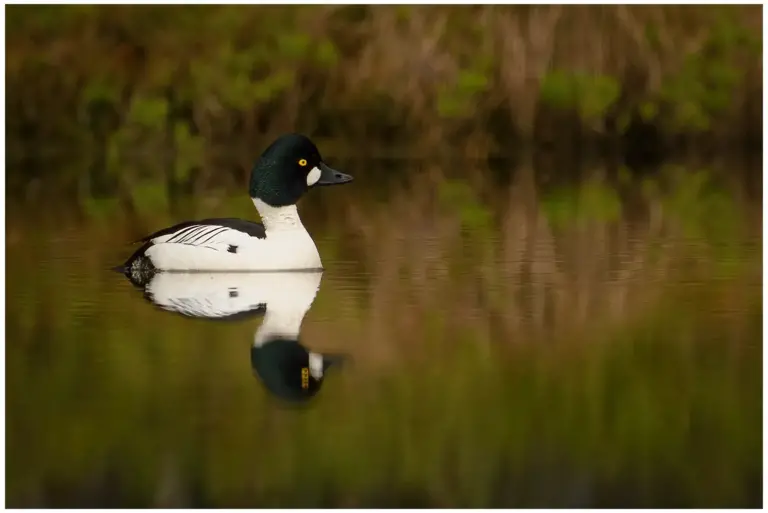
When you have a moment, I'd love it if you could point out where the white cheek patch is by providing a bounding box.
[306,166,322,186]
[309,352,324,379]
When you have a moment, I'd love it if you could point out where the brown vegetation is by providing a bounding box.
[6,5,762,203]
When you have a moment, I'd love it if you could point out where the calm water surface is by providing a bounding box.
[6,163,762,507]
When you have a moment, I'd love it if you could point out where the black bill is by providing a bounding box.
[322,353,348,372]
[316,162,353,186]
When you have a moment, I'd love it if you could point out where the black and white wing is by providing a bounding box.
[142,272,268,321]
[139,272,323,324]
[123,218,266,271]
[141,218,265,248]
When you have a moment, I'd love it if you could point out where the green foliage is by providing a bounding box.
[436,179,495,274]
[651,14,757,133]
[436,10,495,122]
[315,40,340,68]
[132,182,170,216]
[639,100,659,123]
[437,68,491,119]
[127,95,169,130]
[5,4,762,205]
[655,166,740,241]
[173,123,204,182]
[542,178,623,229]
[538,11,758,136]
[539,166,743,252]
[277,32,311,59]
[81,77,121,106]
[437,180,493,234]
[82,197,120,221]
[644,21,662,52]
[539,72,620,123]
[539,70,577,110]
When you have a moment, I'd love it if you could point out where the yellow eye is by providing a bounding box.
[298,159,307,167]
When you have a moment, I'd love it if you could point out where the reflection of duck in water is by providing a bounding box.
[132,271,345,402]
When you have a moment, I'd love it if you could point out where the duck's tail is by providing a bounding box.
[115,241,158,288]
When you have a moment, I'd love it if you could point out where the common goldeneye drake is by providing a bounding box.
[122,133,352,275]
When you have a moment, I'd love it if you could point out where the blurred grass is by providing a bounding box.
[6,5,762,207]
[5,160,761,507]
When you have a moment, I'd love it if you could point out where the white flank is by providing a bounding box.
[308,352,324,379]
[143,199,322,271]
[306,166,322,186]
[143,271,323,343]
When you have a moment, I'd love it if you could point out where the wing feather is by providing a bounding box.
[123,218,267,271]
[134,218,266,244]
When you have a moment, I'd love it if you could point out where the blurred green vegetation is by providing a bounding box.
[6,159,761,507]
[6,5,762,210]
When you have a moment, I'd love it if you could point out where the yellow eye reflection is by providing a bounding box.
[298,159,307,167]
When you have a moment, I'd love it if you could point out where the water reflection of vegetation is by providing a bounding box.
[6,274,760,507]
[6,163,760,507]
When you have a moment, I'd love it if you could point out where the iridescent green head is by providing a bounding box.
[250,338,347,403]
[249,134,353,207]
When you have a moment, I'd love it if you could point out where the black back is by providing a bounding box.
[134,218,266,243]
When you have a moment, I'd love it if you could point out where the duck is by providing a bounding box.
[135,270,346,402]
[121,133,353,276]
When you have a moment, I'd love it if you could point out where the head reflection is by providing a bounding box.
[129,270,345,403]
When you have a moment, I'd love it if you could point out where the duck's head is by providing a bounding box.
[251,337,346,403]
[249,133,353,207]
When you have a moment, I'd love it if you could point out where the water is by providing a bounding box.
[6,161,762,507]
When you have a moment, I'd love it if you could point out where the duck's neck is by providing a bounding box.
[252,198,305,233]
[252,272,323,347]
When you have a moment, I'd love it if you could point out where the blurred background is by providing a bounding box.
[5,4,763,508]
